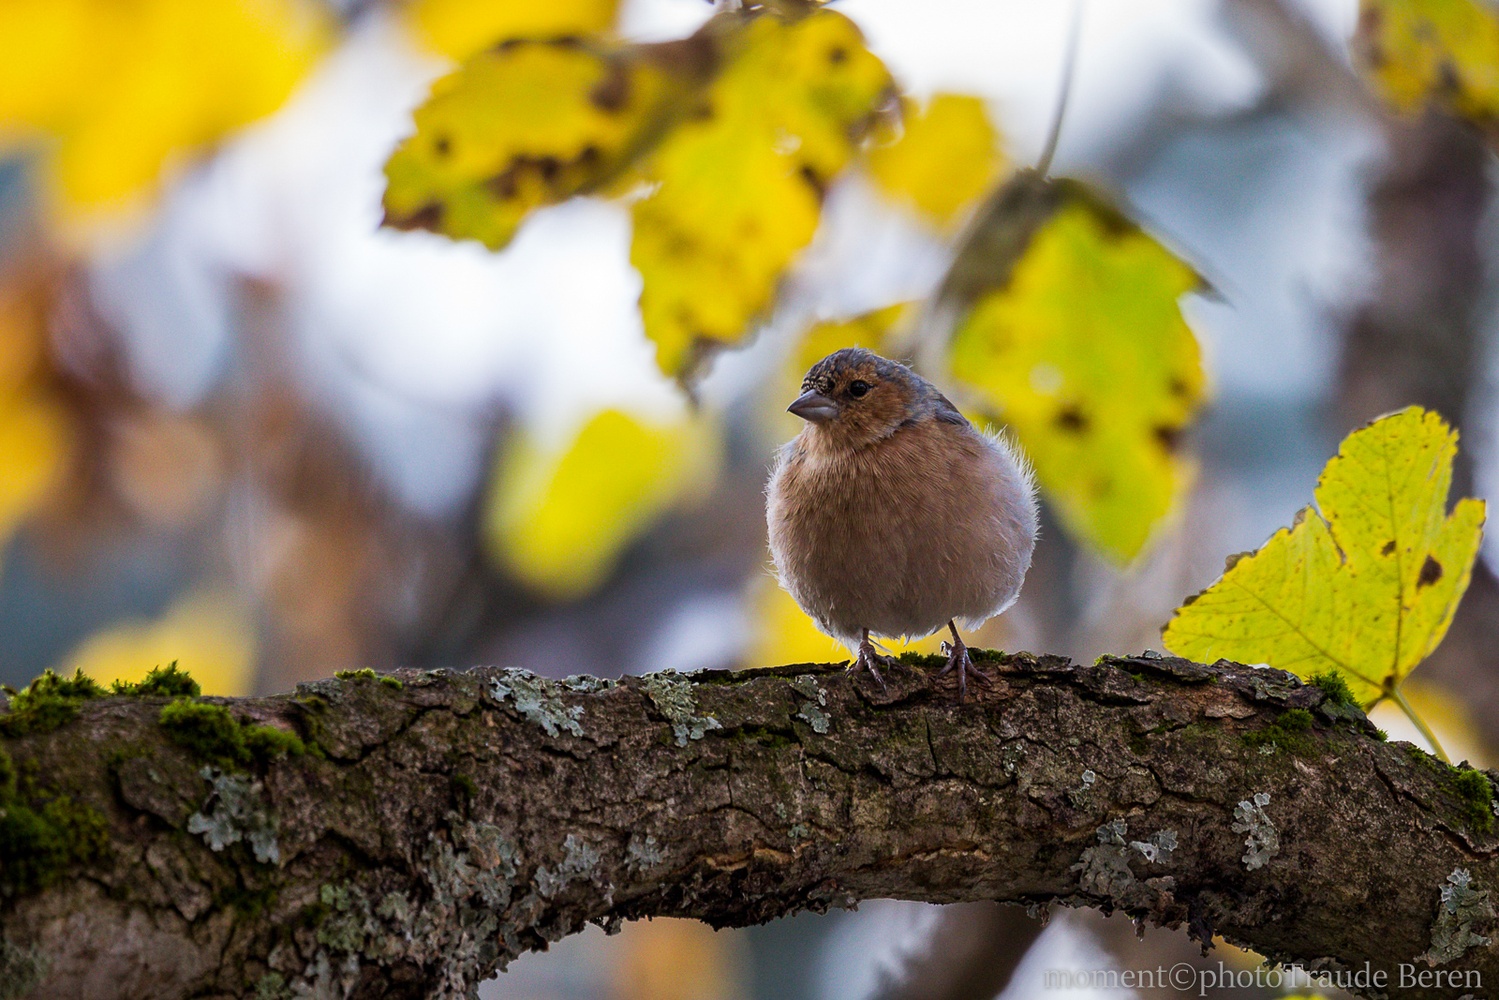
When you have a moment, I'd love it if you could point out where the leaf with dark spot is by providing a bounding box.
[1419,555,1443,587]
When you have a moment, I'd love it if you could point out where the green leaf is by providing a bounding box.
[947,176,1204,563]
[1163,406,1487,711]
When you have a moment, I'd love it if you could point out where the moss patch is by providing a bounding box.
[0,669,104,737]
[896,652,945,668]
[1241,708,1317,757]
[159,700,306,769]
[1310,670,1356,707]
[113,661,200,698]
[334,668,375,681]
[1451,768,1495,833]
[0,758,109,896]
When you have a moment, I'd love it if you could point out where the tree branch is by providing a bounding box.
[3,653,1497,999]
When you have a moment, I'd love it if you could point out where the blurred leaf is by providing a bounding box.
[407,0,620,60]
[866,92,1004,228]
[633,10,894,379]
[483,409,719,600]
[1355,0,1499,130]
[0,286,69,570]
[1163,407,1486,712]
[0,392,68,555]
[793,302,914,374]
[0,0,328,214]
[383,34,700,248]
[64,591,258,697]
[748,575,940,668]
[613,916,745,1000]
[948,177,1204,564]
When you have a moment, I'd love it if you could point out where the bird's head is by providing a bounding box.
[788,348,926,448]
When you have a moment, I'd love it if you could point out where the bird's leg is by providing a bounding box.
[937,620,992,703]
[849,628,890,689]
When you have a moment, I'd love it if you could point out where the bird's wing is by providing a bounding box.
[932,392,970,426]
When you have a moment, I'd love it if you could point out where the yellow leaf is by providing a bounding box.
[1355,0,1499,127]
[866,92,1005,228]
[949,181,1204,563]
[793,302,915,375]
[633,10,894,379]
[1163,407,1487,709]
[748,575,941,668]
[383,35,687,250]
[0,0,328,215]
[0,391,68,551]
[407,0,619,60]
[483,409,719,600]
[64,591,257,697]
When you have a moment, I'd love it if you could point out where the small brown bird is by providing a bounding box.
[766,348,1038,699]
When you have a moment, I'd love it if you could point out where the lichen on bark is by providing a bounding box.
[2,651,1497,999]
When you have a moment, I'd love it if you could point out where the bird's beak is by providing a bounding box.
[788,390,838,423]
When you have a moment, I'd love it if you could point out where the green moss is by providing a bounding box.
[112,661,200,698]
[1452,768,1495,833]
[1374,728,1388,741]
[0,786,109,896]
[1241,708,1318,757]
[335,668,376,680]
[159,700,305,769]
[896,652,945,668]
[1310,670,1357,707]
[242,724,306,761]
[451,773,478,801]
[0,747,14,800]
[379,675,403,691]
[731,725,797,749]
[0,669,104,736]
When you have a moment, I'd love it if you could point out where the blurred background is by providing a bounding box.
[1,0,1497,996]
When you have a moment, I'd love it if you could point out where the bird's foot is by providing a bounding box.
[849,635,891,690]
[937,634,991,704]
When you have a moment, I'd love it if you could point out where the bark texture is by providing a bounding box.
[3,653,1498,1000]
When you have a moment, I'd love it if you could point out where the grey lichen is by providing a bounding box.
[0,937,47,1000]
[1129,829,1178,865]
[535,834,602,899]
[795,701,830,735]
[186,767,280,864]
[1422,868,1495,965]
[252,972,290,1000]
[489,671,584,738]
[1073,819,1177,913]
[640,671,722,747]
[1074,819,1134,898]
[788,822,811,842]
[1231,792,1279,871]
[626,834,664,872]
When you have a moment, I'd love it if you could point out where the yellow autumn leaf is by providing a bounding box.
[632,10,894,379]
[949,182,1204,564]
[63,590,257,697]
[483,409,720,600]
[1163,407,1486,719]
[407,0,619,60]
[0,392,68,551]
[866,92,1005,228]
[0,0,328,216]
[383,35,688,250]
[1355,0,1499,128]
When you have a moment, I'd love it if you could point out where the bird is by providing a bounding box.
[766,347,1038,701]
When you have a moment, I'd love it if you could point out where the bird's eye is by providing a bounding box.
[848,380,870,398]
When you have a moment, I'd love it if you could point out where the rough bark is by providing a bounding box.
[3,653,1498,1000]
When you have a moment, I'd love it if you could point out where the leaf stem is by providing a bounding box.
[1036,0,1087,177]
[1389,686,1450,763]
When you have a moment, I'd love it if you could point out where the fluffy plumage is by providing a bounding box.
[766,348,1038,697]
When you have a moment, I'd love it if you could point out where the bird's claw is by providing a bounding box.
[937,638,990,703]
[849,637,891,690]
